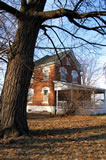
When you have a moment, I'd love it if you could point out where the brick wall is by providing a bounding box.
[28,54,81,106]
[29,65,56,106]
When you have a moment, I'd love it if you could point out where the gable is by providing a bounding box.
[35,50,82,72]
[56,50,82,71]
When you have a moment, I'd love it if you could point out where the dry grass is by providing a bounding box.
[0,114,106,160]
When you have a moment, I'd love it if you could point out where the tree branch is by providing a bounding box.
[40,8,106,21]
[69,18,106,35]
[0,1,23,18]
[21,0,27,11]
[41,26,62,65]
[42,24,106,46]
[74,0,84,12]
[0,57,8,63]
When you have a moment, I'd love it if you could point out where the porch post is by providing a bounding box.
[71,89,73,102]
[92,90,95,102]
[56,90,58,114]
[104,90,106,108]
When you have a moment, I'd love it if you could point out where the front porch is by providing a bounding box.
[54,81,106,115]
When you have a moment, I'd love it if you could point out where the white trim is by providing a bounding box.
[54,81,106,92]
[27,105,55,114]
[42,101,48,104]
[41,87,50,93]
[42,66,50,73]
[28,88,34,103]
[35,63,55,69]
[41,87,50,104]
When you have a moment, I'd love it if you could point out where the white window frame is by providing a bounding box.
[71,70,78,83]
[59,67,67,81]
[42,67,50,81]
[28,88,34,103]
[42,87,50,104]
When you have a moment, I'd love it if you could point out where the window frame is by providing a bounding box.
[59,67,67,82]
[28,88,34,103]
[42,87,50,104]
[42,67,50,81]
[71,70,78,83]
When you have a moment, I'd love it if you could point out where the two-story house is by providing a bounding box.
[27,50,106,115]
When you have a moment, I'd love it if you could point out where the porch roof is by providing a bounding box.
[54,81,106,93]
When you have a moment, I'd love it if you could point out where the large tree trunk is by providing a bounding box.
[0,18,41,138]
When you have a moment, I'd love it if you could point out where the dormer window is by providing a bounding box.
[72,70,78,83]
[59,67,67,81]
[43,67,50,81]
[66,57,70,66]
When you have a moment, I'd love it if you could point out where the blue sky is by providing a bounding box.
[0,0,106,93]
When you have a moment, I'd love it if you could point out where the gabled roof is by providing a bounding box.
[35,50,82,71]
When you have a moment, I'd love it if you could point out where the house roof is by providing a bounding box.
[54,81,106,93]
[35,50,82,71]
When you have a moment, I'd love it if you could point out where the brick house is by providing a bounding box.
[27,50,106,115]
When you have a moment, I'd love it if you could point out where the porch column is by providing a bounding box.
[104,90,106,108]
[56,90,58,114]
[92,91,95,102]
[71,89,73,102]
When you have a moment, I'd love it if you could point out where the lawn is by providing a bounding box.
[0,114,106,160]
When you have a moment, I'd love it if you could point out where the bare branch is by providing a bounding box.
[0,57,8,63]
[40,8,106,21]
[0,1,23,18]
[74,0,84,12]
[42,24,106,46]
[50,27,66,50]
[96,16,106,25]
[69,18,106,35]
[21,0,27,10]
[0,49,9,55]
[41,26,62,65]
[35,45,85,49]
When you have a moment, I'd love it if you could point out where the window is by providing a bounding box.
[43,67,50,81]
[28,88,34,103]
[59,67,67,81]
[71,70,78,83]
[42,87,50,104]
[66,57,70,66]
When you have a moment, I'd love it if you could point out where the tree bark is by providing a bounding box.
[0,18,41,138]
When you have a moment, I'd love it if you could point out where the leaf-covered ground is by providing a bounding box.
[0,114,106,160]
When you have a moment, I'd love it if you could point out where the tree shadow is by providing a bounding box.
[0,124,105,146]
[0,124,106,160]
[30,124,106,137]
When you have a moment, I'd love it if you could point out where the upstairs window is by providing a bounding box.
[43,67,50,81]
[66,57,70,66]
[28,88,34,103]
[59,67,67,81]
[42,87,50,104]
[71,70,78,83]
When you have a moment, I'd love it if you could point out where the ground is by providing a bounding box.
[0,114,106,160]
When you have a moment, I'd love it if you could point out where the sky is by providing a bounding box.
[0,0,106,94]
[94,48,106,89]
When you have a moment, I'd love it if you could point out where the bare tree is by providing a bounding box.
[103,63,106,83]
[0,0,106,138]
[77,54,102,86]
